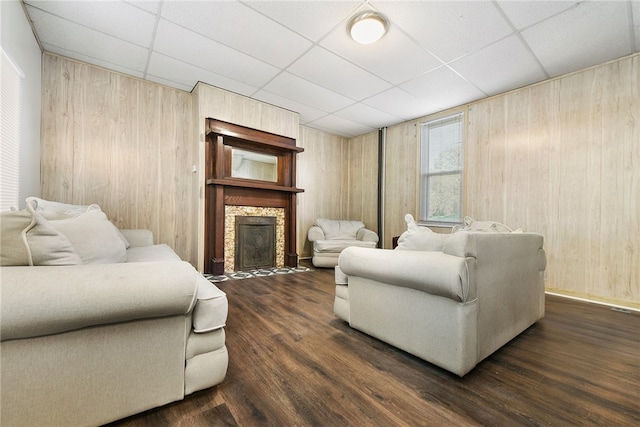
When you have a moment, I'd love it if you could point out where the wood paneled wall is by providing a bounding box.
[346,132,379,236]
[466,54,639,307]
[41,54,196,262]
[296,126,349,257]
[379,53,639,308]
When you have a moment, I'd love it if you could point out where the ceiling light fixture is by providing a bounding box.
[348,11,388,45]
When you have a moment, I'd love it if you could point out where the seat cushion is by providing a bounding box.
[314,239,376,253]
[126,244,182,263]
[192,275,228,333]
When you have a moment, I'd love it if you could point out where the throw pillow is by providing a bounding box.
[0,203,82,266]
[49,205,127,264]
[25,197,130,248]
[452,216,521,233]
[26,196,90,217]
[395,214,448,251]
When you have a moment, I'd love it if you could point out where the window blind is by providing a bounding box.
[1,48,24,212]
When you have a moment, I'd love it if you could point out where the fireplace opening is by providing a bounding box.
[235,216,276,271]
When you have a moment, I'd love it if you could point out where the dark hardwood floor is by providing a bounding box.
[108,264,640,426]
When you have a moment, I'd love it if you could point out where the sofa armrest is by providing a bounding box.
[119,229,154,247]
[1,261,198,341]
[356,228,379,243]
[339,247,471,302]
[307,225,325,242]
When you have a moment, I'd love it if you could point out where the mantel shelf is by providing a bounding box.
[206,178,304,193]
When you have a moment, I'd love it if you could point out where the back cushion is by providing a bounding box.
[315,219,364,240]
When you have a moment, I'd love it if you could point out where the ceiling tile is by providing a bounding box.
[153,19,280,87]
[400,66,486,115]
[335,103,403,129]
[373,1,513,63]
[307,114,376,138]
[363,87,434,120]
[262,72,354,112]
[246,1,361,42]
[124,0,161,15]
[146,52,258,96]
[161,1,312,68]
[25,0,157,47]
[287,46,392,100]
[321,18,443,85]
[253,90,327,124]
[450,34,547,96]
[522,1,633,77]
[25,6,149,72]
[496,1,579,30]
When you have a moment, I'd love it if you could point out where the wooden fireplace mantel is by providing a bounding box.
[204,119,304,275]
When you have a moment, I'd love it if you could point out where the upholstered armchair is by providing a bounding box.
[308,218,378,267]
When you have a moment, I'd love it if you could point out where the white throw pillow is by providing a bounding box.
[25,197,130,248]
[452,216,520,233]
[0,202,81,266]
[49,205,127,264]
[395,214,448,251]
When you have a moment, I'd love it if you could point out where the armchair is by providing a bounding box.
[308,218,378,267]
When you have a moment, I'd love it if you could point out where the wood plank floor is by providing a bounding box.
[108,264,640,426]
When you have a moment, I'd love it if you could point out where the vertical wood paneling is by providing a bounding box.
[378,54,638,307]
[41,54,195,262]
[465,54,639,307]
[382,122,418,248]
[346,131,378,234]
[296,126,349,257]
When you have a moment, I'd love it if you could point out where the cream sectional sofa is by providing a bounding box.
[0,199,228,426]
[334,215,546,377]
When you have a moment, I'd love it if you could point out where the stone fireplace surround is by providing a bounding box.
[224,206,285,272]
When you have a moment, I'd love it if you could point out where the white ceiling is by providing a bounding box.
[23,0,640,138]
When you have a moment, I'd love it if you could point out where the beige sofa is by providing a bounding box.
[308,218,379,267]
[334,216,546,377]
[1,199,228,426]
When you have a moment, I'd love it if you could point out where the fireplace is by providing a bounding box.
[234,216,276,271]
[204,119,304,275]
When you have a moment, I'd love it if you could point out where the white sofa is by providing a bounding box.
[308,218,379,267]
[1,199,228,426]
[334,215,546,377]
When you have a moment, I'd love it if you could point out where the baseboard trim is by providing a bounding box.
[545,291,640,313]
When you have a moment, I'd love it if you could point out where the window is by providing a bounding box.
[419,113,464,225]
[1,48,24,212]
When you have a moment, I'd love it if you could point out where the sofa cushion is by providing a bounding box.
[315,219,365,240]
[126,244,182,263]
[192,275,228,333]
[49,205,127,264]
[395,214,448,251]
[0,204,82,266]
[314,239,377,253]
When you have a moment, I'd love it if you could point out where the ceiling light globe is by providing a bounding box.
[349,12,388,45]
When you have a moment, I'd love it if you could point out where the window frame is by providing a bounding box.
[418,112,465,227]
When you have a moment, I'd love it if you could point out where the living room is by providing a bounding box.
[2,0,639,425]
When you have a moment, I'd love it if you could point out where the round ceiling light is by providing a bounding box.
[348,11,388,45]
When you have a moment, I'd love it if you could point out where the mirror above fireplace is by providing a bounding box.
[231,148,277,183]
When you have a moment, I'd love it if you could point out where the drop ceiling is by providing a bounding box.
[23,0,640,138]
